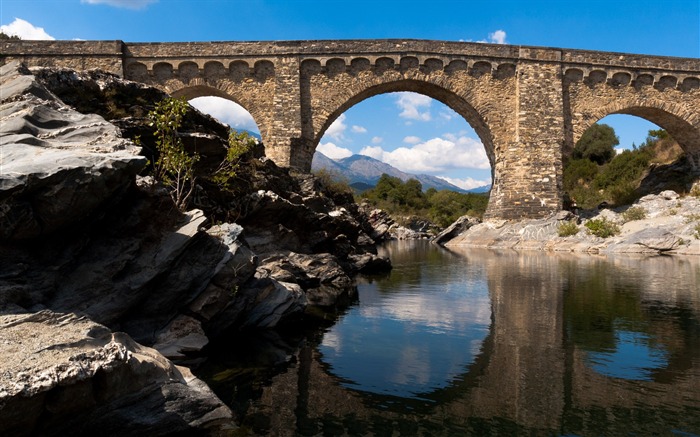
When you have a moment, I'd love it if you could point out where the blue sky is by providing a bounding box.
[2,0,698,189]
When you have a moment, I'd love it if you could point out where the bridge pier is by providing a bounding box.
[485,58,565,219]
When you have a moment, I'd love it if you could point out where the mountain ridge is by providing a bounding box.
[311,151,491,193]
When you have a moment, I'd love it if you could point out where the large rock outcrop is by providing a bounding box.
[0,311,235,436]
[1,62,391,433]
[0,61,146,240]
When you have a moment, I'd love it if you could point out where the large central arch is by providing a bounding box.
[313,79,497,177]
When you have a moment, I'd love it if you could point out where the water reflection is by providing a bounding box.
[319,240,491,403]
[197,243,700,436]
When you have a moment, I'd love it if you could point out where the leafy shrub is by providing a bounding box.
[213,130,255,187]
[313,168,354,201]
[622,206,647,222]
[694,223,700,240]
[558,221,580,237]
[148,97,199,210]
[573,123,618,165]
[585,217,620,238]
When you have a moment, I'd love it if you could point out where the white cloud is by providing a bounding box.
[81,0,158,9]
[371,136,383,144]
[436,175,491,191]
[488,30,507,44]
[317,142,353,160]
[403,136,421,144]
[189,96,258,132]
[395,92,432,121]
[463,29,509,45]
[0,18,54,40]
[359,135,490,174]
[325,114,347,142]
[351,125,367,134]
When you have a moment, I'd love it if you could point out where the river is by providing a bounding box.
[196,240,700,436]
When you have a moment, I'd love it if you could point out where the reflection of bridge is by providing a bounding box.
[242,251,700,435]
[2,40,699,218]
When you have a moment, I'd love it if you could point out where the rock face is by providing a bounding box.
[0,311,234,436]
[0,63,392,433]
[442,191,700,256]
[0,61,146,240]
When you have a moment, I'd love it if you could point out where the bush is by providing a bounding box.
[212,130,255,188]
[313,168,354,201]
[148,97,198,210]
[558,221,580,237]
[694,223,700,240]
[585,217,620,238]
[622,206,647,222]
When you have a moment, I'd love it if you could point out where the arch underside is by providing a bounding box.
[573,101,700,170]
[311,79,497,171]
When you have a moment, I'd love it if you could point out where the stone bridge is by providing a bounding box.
[2,39,699,219]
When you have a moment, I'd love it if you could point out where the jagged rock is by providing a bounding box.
[0,311,235,436]
[627,228,682,252]
[235,277,307,329]
[0,61,146,240]
[346,253,393,274]
[432,214,481,245]
[153,315,209,360]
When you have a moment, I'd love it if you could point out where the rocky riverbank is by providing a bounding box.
[441,189,700,256]
[0,61,390,435]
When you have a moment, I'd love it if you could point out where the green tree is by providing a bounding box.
[212,129,255,188]
[0,32,21,40]
[148,97,199,210]
[573,123,618,165]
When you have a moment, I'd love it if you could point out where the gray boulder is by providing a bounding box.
[0,61,146,240]
[0,311,235,436]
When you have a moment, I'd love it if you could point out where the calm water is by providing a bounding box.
[197,240,700,436]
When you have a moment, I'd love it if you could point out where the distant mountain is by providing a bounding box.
[467,184,491,194]
[311,152,469,193]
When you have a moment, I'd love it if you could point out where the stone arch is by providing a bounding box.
[126,62,148,81]
[253,60,274,81]
[314,79,496,171]
[177,61,200,83]
[573,99,700,170]
[350,57,371,75]
[153,62,174,80]
[170,84,267,145]
[325,58,346,77]
[229,60,251,80]
[374,57,396,74]
[203,61,226,78]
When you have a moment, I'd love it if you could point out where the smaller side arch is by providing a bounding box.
[178,61,200,82]
[153,62,174,80]
[204,61,226,78]
[374,57,396,74]
[325,58,346,77]
[126,61,148,81]
[253,60,274,81]
[229,60,251,80]
[400,56,419,72]
[350,57,371,75]
[422,58,444,74]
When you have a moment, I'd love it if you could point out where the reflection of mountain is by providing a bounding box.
[312,151,487,192]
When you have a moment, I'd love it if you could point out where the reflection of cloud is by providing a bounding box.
[317,142,353,160]
[359,136,490,173]
[359,287,491,333]
[396,92,432,121]
[81,0,158,9]
[189,97,258,132]
[391,346,430,386]
[326,114,347,141]
[0,18,54,40]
